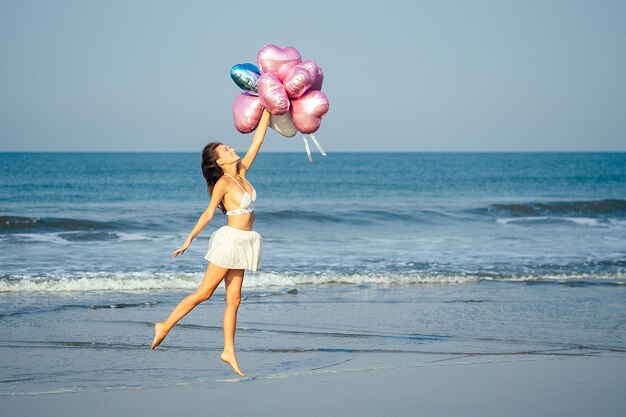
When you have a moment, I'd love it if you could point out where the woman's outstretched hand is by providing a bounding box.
[172,240,191,258]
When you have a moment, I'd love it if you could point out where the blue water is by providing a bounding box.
[0,152,625,396]
[1,152,625,287]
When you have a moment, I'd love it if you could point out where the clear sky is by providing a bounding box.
[1,0,625,152]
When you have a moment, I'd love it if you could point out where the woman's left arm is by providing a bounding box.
[239,109,270,173]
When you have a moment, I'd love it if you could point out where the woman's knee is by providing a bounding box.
[225,294,241,309]
[194,289,213,303]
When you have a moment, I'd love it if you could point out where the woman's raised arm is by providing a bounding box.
[171,180,227,257]
[239,109,270,173]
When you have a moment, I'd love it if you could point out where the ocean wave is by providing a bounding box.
[0,210,449,237]
[1,271,624,293]
[256,208,453,225]
[484,199,626,218]
[3,200,623,237]
[176,200,626,227]
[0,215,127,233]
[1,231,158,243]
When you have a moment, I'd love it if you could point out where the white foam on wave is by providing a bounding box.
[497,216,609,227]
[114,232,154,241]
[1,271,624,293]
[496,216,549,225]
[563,217,602,227]
[8,233,68,244]
[0,272,201,293]
[0,272,479,293]
[244,272,483,287]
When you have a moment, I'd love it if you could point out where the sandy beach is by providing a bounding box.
[3,352,625,417]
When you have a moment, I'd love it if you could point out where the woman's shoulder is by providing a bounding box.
[214,176,230,190]
[216,173,239,191]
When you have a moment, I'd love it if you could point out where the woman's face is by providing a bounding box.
[217,144,240,165]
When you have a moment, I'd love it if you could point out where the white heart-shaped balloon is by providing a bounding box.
[269,113,298,138]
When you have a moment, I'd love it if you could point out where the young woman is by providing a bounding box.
[150,109,271,377]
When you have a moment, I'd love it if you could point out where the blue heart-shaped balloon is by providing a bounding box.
[230,63,261,94]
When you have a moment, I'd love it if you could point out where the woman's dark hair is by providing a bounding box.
[201,141,226,214]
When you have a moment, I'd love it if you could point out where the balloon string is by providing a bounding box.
[302,136,313,163]
[309,134,327,156]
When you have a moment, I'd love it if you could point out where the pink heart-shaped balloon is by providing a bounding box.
[257,73,290,115]
[291,90,329,134]
[310,65,324,92]
[232,93,263,134]
[257,44,302,82]
[283,60,318,98]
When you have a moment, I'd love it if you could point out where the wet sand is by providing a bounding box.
[4,353,625,417]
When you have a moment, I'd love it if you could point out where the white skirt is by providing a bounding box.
[204,225,262,272]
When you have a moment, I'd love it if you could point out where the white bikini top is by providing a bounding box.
[223,174,256,216]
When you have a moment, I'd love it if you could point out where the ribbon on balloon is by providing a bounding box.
[230,45,330,162]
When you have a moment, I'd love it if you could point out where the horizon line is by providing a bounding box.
[1,150,626,154]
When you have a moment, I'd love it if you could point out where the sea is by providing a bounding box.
[1,151,625,395]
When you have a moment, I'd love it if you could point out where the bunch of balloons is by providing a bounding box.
[230,44,329,162]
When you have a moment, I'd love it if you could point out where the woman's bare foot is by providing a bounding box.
[220,351,245,376]
[150,322,169,349]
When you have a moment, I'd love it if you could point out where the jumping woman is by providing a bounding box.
[150,109,271,377]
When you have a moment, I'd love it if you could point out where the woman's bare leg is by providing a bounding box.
[220,268,245,376]
[151,263,229,349]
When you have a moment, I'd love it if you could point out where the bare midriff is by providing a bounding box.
[226,212,255,231]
